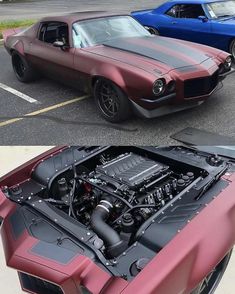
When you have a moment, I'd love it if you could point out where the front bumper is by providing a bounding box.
[131,98,204,119]
[132,67,235,119]
[219,67,235,79]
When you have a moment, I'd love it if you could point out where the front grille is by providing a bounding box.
[19,272,63,294]
[184,71,219,98]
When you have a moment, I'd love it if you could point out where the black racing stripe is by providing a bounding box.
[104,37,193,69]
[148,37,209,64]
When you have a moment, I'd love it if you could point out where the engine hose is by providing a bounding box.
[90,199,126,258]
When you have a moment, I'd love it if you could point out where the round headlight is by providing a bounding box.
[224,56,232,69]
[153,79,165,96]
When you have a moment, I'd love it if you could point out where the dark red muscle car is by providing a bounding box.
[0,146,235,294]
[3,12,234,122]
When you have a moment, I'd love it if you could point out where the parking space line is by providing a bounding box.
[0,82,39,104]
[0,95,89,128]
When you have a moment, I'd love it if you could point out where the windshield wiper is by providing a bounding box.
[218,14,235,19]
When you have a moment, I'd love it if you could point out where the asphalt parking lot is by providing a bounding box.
[0,44,234,145]
[0,0,163,20]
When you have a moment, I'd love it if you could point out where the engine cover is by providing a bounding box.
[95,153,168,188]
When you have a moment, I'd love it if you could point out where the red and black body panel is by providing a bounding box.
[1,146,235,294]
[3,13,234,118]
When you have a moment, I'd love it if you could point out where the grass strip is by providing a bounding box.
[0,19,36,39]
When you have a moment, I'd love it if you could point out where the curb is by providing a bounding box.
[0,39,4,46]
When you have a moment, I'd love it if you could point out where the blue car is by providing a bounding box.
[132,0,235,58]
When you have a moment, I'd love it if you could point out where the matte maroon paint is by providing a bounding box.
[3,13,233,118]
[0,147,235,294]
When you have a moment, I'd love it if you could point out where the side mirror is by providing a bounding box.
[144,26,159,35]
[53,41,69,50]
[198,15,208,22]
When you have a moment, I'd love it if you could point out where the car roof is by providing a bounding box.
[167,0,229,4]
[40,11,129,25]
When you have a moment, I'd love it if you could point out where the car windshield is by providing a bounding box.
[206,0,235,18]
[72,15,150,48]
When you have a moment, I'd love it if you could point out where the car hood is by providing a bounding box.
[217,16,235,25]
[85,36,218,75]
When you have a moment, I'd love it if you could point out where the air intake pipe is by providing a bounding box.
[90,197,126,258]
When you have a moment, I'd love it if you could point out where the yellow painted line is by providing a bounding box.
[0,95,89,128]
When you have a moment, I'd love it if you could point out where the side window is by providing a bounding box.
[178,4,205,18]
[166,5,180,18]
[166,4,205,19]
[38,22,69,45]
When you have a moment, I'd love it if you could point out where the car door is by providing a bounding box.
[27,21,76,83]
[160,4,212,44]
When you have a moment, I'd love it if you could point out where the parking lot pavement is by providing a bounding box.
[0,45,235,145]
[0,147,234,294]
[0,0,164,21]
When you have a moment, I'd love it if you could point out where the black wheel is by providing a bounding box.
[229,39,235,59]
[93,78,131,123]
[191,249,233,294]
[12,51,38,83]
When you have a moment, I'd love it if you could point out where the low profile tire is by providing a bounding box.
[12,51,38,83]
[93,78,131,123]
[191,249,233,294]
[229,39,235,59]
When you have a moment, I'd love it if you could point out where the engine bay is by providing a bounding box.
[48,151,202,258]
[4,146,232,279]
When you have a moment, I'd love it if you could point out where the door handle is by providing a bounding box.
[171,21,177,24]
